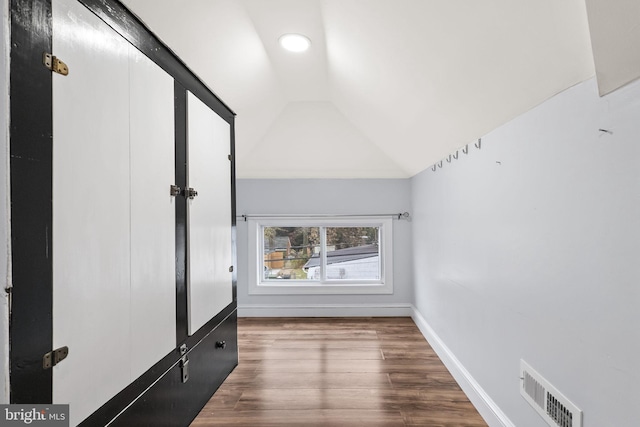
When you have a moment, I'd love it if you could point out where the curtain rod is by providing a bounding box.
[237,212,410,221]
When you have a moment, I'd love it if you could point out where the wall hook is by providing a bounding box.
[446,154,452,163]
[432,164,437,172]
[475,138,482,149]
[437,160,443,168]
[462,144,469,154]
[453,151,459,160]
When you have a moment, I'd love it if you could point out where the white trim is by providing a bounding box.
[238,303,413,318]
[247,217,394,295]
[410,307,515,427]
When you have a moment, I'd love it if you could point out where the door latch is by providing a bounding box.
[170,185,181,197]
[184,187,198,200]
[179,344,189,383]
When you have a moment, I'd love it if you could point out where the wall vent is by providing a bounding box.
[520,360,582,427]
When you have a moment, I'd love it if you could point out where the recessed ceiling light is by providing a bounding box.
[278,33,311,53]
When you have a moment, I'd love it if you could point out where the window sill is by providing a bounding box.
[247,216,394,296]
[248,282,393,295]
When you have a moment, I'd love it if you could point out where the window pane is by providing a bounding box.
[263,226,319,281]
[325,227,380,280]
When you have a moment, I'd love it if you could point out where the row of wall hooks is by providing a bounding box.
[432,138,482,172]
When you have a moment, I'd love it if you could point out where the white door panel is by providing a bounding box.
[129,46,176,379]
[51,1,233,422]
[52,0,131,424]
[187,92,233,335]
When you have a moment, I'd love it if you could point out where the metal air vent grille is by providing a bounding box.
[520,360,582,427]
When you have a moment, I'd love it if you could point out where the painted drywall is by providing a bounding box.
[411,77,640,427]
[236,179,413,316]
[1,0,10,404]
[585,0,640,95]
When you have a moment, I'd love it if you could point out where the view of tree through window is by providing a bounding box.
[263,227,318,280]
[262,226,380,281]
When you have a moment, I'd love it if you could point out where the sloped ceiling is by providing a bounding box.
[584,0,640,95]
[121,0,595,178]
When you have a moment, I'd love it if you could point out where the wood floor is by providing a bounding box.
[191,317,487,427]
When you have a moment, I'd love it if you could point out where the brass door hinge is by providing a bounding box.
[43,53,69,76]
[43,346,69,369]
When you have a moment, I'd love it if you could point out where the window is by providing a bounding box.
[248,217,394,295]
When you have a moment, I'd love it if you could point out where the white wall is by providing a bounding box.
[1,0,11,404]
[236,179,413,316]
[585,0,640,95]
[411,77,640,427]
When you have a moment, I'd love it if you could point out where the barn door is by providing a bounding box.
[186,92,233,335]
[51,0,176,424]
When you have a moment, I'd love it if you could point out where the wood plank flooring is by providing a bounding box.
[190,317,487,427]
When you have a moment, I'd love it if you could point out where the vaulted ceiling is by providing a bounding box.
[121,0,595,178]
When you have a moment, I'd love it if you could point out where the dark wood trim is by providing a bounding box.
[112,310,238,427]
[80,307,238,427]
[174,82,189,345]
[230,120,238,302]
[77,0,235,123]
[9,0,53,404]
[183,301,237,352]
[9,0,238,421]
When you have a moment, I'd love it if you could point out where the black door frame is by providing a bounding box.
[9,0,237,408]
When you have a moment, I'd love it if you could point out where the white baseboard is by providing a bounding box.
[411,307,515,427]
[238,303,413,318]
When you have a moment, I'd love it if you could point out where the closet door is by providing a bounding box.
[129,47,176,380]
[186,92,233,335]
[52,0,131,423]
[52,0,176,424]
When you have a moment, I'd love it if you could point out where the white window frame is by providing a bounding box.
[248,216,394,295]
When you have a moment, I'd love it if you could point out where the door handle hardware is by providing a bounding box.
[184,187,198,199]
